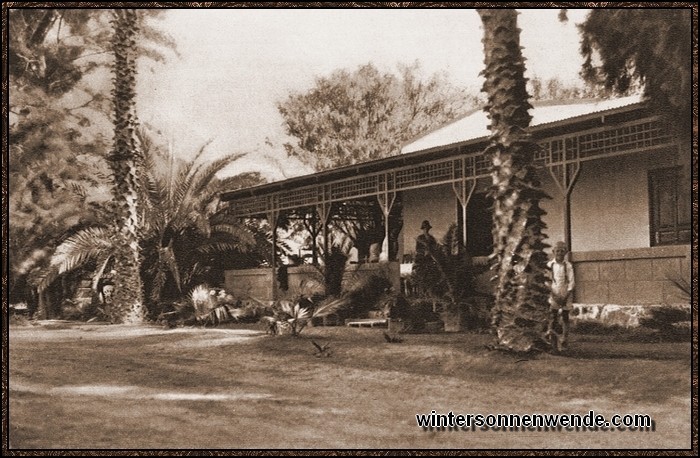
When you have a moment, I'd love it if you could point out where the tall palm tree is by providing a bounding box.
[106,9,146,323]
[478,9,551,352]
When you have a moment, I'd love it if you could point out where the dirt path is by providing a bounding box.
[9,323,692,450]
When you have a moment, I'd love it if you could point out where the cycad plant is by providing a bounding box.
[259,297,350,336]
[478,9,551,352]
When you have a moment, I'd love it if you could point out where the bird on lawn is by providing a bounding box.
[311,340,332,357]
[383,331,403,343]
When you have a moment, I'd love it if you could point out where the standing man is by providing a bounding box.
[412,220,438,295]
[547,241,575,350]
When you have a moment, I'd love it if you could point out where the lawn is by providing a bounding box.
[8,321,692,450]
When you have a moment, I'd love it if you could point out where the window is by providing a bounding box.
[648,167,691,246]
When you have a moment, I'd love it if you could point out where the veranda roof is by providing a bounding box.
[220,94,672,218]
[401,95,643,155]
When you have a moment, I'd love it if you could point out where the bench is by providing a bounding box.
[344,318,389,328]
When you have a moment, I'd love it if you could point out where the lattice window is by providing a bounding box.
[395,160,454,189]
[453,159,464,179]
[330,175,378,200]
[230,196,267,217]
[544,139,564,163]
[474,154,491,176]
[565,137,578,161]
[465,156,475,176]
[578,120,671,159]
[533,143,549,165]
[277,185,320,210]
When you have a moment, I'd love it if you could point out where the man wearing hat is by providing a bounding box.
[413,220,438,294]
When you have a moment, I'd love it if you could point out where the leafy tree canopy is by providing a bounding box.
[8,8,174,306]
[278,62,479,171]
[574,9,691,134]
[528,76,605,101]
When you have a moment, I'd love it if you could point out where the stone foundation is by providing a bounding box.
[571,303,690,328]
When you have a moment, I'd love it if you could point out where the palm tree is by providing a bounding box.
[106,9,147,323]
[139,136,260,306]
[38,137,264,319]
[478,9,551,352]
[8,9,174,319]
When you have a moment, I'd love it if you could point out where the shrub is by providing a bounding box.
[387,298,442,333]
[639,306,691,342]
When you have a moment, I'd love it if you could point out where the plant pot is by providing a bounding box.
[275,321,293,335]
[424,321,444,334]
[441,310,462,332]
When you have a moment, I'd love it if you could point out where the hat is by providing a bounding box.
[420,220,432,230]
[553,241,567,252]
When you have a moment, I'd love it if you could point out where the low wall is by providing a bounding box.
[571,245,691,305]
[473,246,690,307]
[224,262,401,302]
[224,268,274,301]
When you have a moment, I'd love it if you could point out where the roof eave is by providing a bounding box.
[221,100,649,202]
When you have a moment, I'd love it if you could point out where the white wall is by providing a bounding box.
[399,147,688,257]
[539,171,566,250]
[570,150,681,252]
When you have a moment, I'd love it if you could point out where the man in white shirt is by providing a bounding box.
[547,241,575,349]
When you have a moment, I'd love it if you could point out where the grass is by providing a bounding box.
[8,322,692,450]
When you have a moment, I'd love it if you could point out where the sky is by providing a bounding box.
[135,8,591,182]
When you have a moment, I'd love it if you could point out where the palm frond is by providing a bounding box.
[181,261,208,289]
[311,296,351,318]
[91,255,114,291]
[39,227,114,292]
[299,277,325,298]
[189,284,216,318]
[69,182,88,199]
[195,241,245,255]
[280,301,311,324]
[189,154,245,196]
[187,211,211,238]
[210,224,257,247]
[188,140,213,170]
[199,304,234,326]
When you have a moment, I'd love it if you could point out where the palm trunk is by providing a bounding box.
[478,9,550,352]
[107,9,146,323]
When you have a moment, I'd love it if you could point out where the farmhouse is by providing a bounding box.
[220,95,691,313]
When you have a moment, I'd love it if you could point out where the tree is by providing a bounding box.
[278,62,478,171]
[8,8,173,316]
[575,9,691,136]
[478,9,551,353]
[39,135,266,319]
[139,138,262,307]
[8,9,116,311]
[527,76,603,101]
[106,9,149,323]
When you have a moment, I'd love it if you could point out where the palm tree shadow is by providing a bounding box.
[558,339,688,361]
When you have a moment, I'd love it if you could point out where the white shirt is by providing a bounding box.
[547,259,575,306]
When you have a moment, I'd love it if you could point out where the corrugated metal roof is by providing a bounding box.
[222,94,648,202]
[401,94,643,155]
